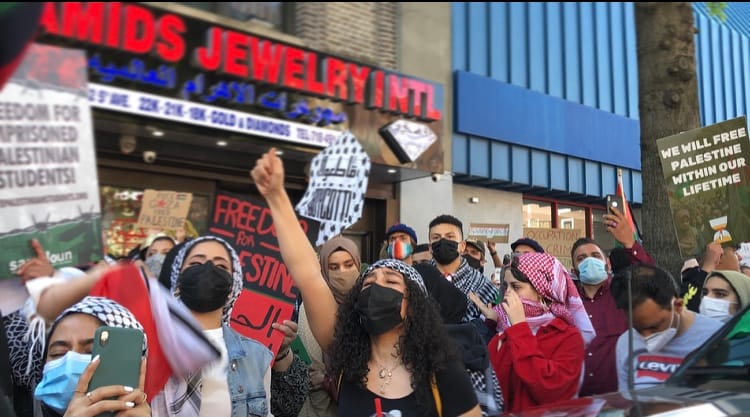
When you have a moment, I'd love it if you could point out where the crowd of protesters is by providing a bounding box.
[1,147,746,417]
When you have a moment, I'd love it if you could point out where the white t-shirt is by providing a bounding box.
[199,327,232,417]
[616,312,723,391]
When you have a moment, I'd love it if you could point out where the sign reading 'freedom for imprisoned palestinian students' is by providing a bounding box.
[657,116,750,258]
[0,44,102,278]
[209,191,319,355]
[296,131,371,246]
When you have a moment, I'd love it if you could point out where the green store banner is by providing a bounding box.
[0,43,102,277]
[657,116,750,258]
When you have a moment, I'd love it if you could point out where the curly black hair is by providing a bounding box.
[328,272,459,415]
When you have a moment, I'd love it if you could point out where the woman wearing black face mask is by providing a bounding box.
[252,148,481,417]
[151,235,310,417]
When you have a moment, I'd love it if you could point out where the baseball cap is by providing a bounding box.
[386,223,418,244]
[510,237,545,253]
[464,239,486,259]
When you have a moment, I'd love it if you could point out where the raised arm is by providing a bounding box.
[251,148,337,350]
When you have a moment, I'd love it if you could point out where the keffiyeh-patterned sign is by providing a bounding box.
[296,131,370,246]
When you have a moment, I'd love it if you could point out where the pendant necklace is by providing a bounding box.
[373,358,402,394]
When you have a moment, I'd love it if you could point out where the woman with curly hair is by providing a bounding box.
[252,148,480,417]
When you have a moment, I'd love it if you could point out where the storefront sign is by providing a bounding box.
[0,44,101,277]
[468,223,510,244]
[37,2,442,121]
[657,116,750,258]
[209,190,318,353]
[296,131,370,246]
[37,2,445,172]
[89,83,338,147]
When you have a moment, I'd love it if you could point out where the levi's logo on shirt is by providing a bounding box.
[636,355,683,380]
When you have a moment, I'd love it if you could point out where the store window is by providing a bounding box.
[558,205,585,232]
[178,2,290,31]
[522,200,552,228]
[100,186,211,258]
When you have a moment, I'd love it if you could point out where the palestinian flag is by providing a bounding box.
[0,3,44,91]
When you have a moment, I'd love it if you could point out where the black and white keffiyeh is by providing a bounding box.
[49,296,147,355]
[361,259,427,295]
[167,235,243,325]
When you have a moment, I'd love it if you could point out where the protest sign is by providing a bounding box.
[295,131,371,246]
[468,223,510,244]
[209,190,318,354]
[657,117,750,258]
[522,227,582,269]
[0,44,101,277]
[136,189,193,230]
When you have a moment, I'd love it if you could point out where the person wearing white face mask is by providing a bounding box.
[610,264,723,391]
[699,270,750,322]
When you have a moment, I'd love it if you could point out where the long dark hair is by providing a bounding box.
[328,272,458,414]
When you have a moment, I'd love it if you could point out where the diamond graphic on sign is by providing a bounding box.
[295,131,371,246]
[379,119,437,163]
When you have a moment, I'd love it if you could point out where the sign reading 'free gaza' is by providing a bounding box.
[657,116,750,258]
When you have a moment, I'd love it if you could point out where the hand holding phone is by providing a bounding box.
[87,326,145,417]
[606,194,625,215]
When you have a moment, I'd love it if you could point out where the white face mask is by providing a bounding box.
[642,301,680,353]
[699,296,735,322]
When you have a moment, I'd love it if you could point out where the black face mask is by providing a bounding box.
[431,239,460,265]
[355,284,404,336]
[463,254,483,272]
[178,261,233,313]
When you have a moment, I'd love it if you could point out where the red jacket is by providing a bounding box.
[489,318,584,413]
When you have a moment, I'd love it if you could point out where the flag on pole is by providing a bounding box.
[615,168,642,245]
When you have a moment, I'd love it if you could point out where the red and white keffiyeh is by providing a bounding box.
[494,252,596,346]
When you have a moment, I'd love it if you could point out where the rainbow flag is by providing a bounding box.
[0,3,44,90]
[615,168,642,246]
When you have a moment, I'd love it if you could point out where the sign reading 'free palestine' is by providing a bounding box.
[657,116,750,258]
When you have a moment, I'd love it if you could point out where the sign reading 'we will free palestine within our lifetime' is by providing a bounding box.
[657,116,750,258]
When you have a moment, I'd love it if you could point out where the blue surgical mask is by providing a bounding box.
[577,257,608,285]
[34,351,91,414]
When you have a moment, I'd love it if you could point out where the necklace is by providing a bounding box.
[372,359,402,394]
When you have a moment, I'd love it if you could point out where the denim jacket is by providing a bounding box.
[223,325,274,417]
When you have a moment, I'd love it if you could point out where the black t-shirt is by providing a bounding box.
[337,359,477,417]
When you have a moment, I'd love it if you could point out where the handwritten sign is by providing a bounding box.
[522,227,583,270]
[657,116,750,258]
[136,190,192,230]
[295,131,371,246]
[209,191,318,353]
[468,223,510,243]
[0,44,102,277]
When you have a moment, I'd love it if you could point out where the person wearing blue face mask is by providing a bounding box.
[34,296,149,417]
[570,233,655,397]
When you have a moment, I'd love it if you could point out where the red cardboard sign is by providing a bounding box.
[208,191,318,354]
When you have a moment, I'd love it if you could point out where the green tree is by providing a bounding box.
[634,2,701,277]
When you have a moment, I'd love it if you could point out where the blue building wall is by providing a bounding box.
[452,2,750,205]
